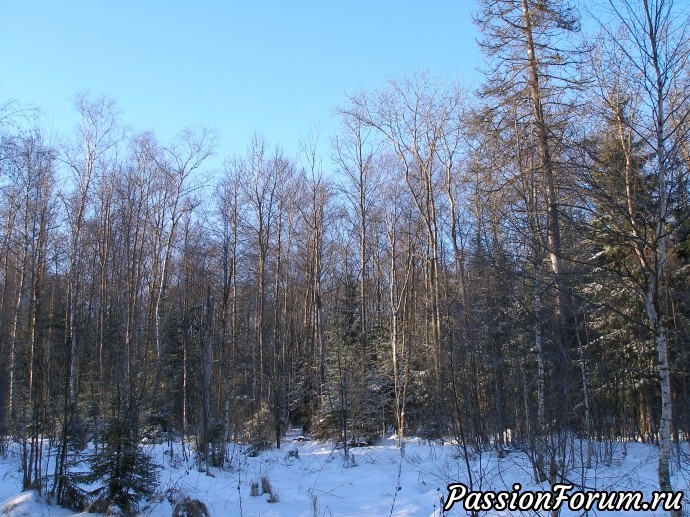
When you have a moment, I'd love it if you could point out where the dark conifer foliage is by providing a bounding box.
[84,417,159,515]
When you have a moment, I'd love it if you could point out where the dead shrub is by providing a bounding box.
[172,496,211,517]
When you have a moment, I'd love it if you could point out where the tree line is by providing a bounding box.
[0,0,688,514]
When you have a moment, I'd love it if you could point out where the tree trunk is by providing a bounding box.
[201,286,212,472]
[521,0,566,318]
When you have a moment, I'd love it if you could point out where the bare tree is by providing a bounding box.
[214,159,244,461]
[1,128,55,491]
[62,93,122,406]
[332,112,381,373]
[347,72,465,390]
[380,160,415,446]
[476,0,583,320]
[297,141,331,397]
[148,128,215,364]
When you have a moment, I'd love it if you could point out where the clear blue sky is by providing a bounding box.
[0,1,482,170]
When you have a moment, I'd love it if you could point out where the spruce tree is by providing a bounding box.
[85,416,160,515]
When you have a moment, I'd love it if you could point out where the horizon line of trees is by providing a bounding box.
[0,0,688,514]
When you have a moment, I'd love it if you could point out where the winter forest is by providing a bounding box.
[1,0,690,515]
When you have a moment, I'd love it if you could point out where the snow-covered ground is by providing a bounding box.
[1,433,688,516]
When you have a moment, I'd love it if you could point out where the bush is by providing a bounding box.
[243,404,275,452]
[172,496,211,517]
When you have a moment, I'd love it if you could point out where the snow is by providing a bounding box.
[0,436,688,516]
[0,490,93,516]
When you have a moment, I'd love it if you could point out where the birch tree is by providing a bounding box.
[149,128,214,364]
[63,93,122,406]
[583,0,690,508]
[333,110,381,373]
[348,73,464,389]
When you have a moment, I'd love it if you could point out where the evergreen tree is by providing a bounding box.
[85,416,160,516]
[313,281,381,461]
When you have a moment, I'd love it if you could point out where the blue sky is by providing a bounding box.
[1,1,482,170]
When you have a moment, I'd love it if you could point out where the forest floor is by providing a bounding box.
[1,431,688,516]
